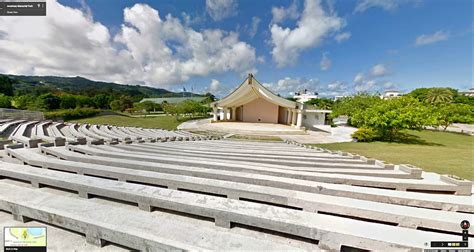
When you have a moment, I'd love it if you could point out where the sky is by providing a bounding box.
[0,0,472,97]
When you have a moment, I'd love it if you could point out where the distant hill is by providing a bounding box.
[6,75,203,99]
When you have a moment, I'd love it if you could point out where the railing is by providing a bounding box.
[0,108,44,121]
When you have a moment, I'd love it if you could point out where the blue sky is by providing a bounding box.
[0,0,471,97]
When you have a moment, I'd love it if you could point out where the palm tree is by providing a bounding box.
[425,88,454,104]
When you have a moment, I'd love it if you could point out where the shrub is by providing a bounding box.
[44,108,99,120]
[0,94,12,108]
[351,128,378,142]
[350,97,437,141]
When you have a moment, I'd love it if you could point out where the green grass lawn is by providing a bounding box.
[314,130,474,180]
[69,114,206,131]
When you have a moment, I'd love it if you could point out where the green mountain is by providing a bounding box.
[6,74,202,99]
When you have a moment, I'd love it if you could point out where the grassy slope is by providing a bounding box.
[69,114,204,131]
[314,130,474,180]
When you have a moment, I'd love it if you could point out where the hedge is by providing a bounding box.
[44,108,100,120]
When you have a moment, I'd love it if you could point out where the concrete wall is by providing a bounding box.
[302,112,326,129]
[242,98,279,123]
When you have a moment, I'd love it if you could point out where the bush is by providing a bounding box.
[0,94,12,108]
[350,97,437,141]
[44,108,99,120]
[351,128,378,142]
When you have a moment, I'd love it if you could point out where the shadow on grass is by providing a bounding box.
[388,132,444,146]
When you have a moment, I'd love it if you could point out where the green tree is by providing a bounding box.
[434,103,474,130]
[134,101,161,113]
[0,94,12,108]
[162,103,177,116]
[37,93,61,110]
[60,94,77,109]
[305,98,334,110]
[119,95,133,111]
[75,95,95,108]
[331,94,382,126]
[92,94,111,109]
[11,95,35,110]
[407,88,431,102]
[0,75,14,96]
[351,97,437,141]
[109,100,122,111]
[425,88,454,104]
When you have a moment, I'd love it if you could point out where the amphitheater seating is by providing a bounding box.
[0,120,472,251]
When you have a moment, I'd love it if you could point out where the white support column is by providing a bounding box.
[230,107,235,121]
[212,107,218,122]
[287,109,292,125]
[296,111,303,128]
[291,109,297,126]
[222,107,227,121]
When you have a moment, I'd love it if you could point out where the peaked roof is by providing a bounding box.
[212,74,297,109]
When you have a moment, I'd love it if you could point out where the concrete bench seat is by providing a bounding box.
[31,121,66,146]
[77,145,457,194]
[0,163,469,251]
[126,127,162,139]
[67,123,102,145]
[178,140,318,151]
[78,124,116,144]
[0,181,307,251]
[138,128,169,138]
[94,125,132,144]
[50,122,87,144]
[0,119,24,135]
[34,147,474,212]
[91,144,392,177]
[127,143,385,169]
[2,152,470,234]
[144,141,357,160]
[115,127,154,142]
[163,140,343,156]
[88,124,121,144]
[9,121,41,148]
[108,126,144,143]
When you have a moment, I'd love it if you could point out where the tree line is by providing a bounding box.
[325,88,474,142]
[0,75,215,119]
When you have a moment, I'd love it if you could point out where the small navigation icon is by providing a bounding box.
[461,220,470,230]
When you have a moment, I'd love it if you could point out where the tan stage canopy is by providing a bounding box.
[212,74,296,109]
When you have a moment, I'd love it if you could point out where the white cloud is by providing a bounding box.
[352,64,394,93]
[320,52,331,71]
[334,32,351,43]
[248,16,261,38]
[205,0,238,21]
[369,64,389,77]
[327,81,347,91]
[209,79,221,92]
[264,77,353,97]
[271,0,299,24]
[263,77,321,95]
[354,0,417,13]
[415,30,449,46]
[355,80,376,92]
[353,73,365,84]
[270,0,345,67]
[0,0,257,88]
[383,81,397,90]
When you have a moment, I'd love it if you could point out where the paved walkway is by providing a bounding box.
[280,126,357,144]
[427,123,474,135]
[178,119,357,144]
